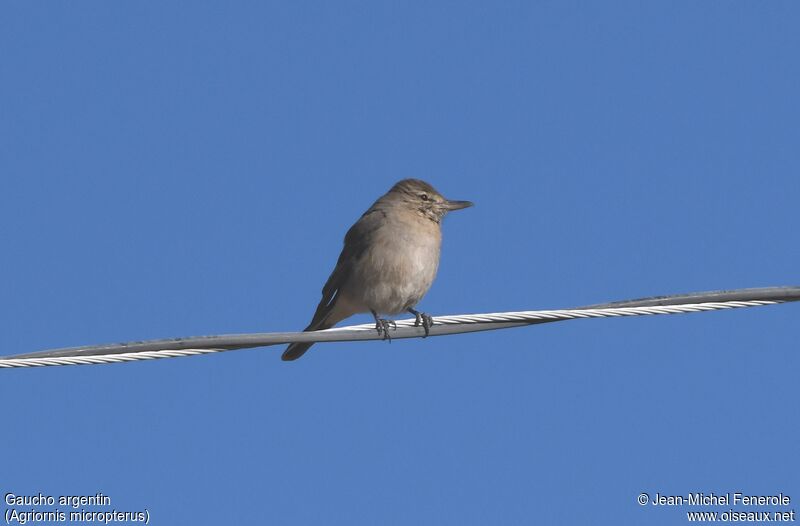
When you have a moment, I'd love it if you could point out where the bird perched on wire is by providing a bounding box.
[282,179,473,361]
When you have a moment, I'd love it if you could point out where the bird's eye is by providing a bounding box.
[420,193,429,201]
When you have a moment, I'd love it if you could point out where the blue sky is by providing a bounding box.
[1,2,798,524]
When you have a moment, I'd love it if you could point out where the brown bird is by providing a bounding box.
[283,179,473,361]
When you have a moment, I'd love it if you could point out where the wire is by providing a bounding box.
[1,286,797,368]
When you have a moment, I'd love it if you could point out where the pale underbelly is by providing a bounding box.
[344,239,440,314]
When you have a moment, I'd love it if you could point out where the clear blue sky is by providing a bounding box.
[1,2,798,524]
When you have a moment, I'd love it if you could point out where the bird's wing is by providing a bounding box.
[304,208,386,330]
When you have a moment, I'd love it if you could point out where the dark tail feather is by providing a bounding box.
[282,341,314,361]
[281,320,334,361]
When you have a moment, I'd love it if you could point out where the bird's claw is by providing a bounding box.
[375,318,396,341]
[413,311,434,337]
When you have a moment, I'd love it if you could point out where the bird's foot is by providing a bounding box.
[408,309,434,337]
[374,318,397,341]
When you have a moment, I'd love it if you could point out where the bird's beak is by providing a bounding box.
[443,199,474,211]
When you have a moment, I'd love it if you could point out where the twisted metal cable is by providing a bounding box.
[1,286,797,368]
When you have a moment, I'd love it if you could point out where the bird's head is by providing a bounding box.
[387,179,473,223]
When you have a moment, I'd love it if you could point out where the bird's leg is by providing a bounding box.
[371,310,396,341]
[407,308,433,337]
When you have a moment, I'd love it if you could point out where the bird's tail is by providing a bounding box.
[281,320,334,361]
[281,342,313,361]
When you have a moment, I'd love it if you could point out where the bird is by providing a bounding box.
[282,179,473,361]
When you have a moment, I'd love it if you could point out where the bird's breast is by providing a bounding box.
[348,218,442,314]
